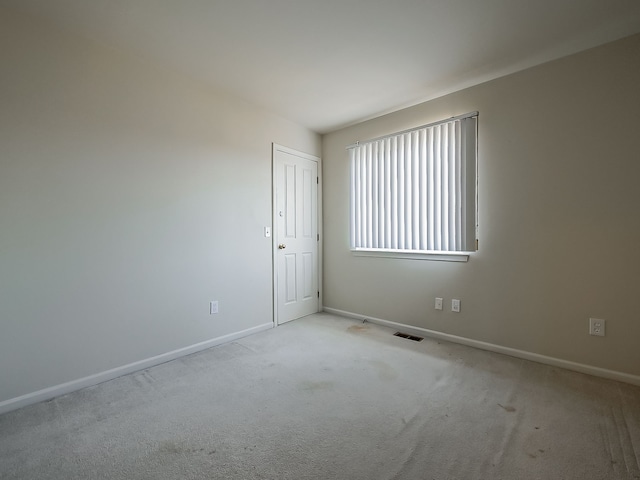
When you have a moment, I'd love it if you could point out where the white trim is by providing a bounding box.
[323,307,640,387]
[0,323,273,415]
[272,144,279,327]
[352,248,470,262]
[272,143,320,162]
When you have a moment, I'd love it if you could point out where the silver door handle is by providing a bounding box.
[278,244,286,249]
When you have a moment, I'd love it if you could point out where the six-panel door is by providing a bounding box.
[275,148,318,324]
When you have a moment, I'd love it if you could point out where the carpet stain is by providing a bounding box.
[348,325,370,333]
[300,380,334,392]
[158,441,209,455]
[158,441,183,454]
[369,360,397,381]
[527,449,545,459]
[497,403,516,412]
[132,370,157,387]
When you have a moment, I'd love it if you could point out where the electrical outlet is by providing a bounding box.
[452,299,461,312]
[435,297,443,310]
[589,318,605,336]
[210,301,219,315]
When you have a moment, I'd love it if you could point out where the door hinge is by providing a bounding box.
[317,177,319,184]
[317,291,320,298]
[317,234,319,241]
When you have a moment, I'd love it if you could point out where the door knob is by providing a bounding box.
[278,244,286,249]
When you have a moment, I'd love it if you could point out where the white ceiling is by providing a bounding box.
[4,0,640,133]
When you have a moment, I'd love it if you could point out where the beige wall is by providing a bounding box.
[323,34,640,377]
[0,8,320,403]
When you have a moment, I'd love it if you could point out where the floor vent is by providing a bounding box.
[393,332,424,342]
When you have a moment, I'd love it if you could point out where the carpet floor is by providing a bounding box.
[1,313,639,479]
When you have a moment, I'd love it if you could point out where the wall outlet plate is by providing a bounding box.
[452,299,461,312]
[210,301,219,315]
[589,318,605,336]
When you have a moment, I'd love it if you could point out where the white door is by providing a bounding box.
[273,145,319,325]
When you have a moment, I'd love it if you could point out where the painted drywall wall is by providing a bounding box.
[323,33,640,377]
[0,8,320,404]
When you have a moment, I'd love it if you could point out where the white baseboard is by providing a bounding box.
[323,307,640,387]
[0,322,274,416]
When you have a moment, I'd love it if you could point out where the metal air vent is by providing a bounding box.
[393,332,424,342]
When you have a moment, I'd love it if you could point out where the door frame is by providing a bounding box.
[272,143,323,326]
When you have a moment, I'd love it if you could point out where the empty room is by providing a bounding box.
[1,1,640,479]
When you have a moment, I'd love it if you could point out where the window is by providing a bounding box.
[349,112,477,260]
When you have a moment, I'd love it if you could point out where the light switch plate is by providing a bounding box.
[435,297,443,310]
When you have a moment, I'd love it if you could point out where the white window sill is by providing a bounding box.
[351,248,471,262]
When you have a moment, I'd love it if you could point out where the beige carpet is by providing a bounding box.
[1,313,639,479]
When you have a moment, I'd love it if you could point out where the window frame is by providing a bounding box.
[348,112,478,262]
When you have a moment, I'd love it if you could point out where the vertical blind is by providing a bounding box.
[349,114,477,253]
